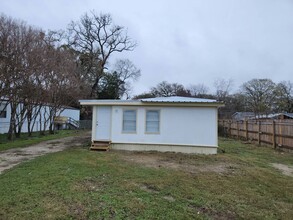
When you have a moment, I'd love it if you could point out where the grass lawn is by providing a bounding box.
[0,130,86,152]
[0,138,292,219]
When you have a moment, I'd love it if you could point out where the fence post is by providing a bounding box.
[245,120,248,140]
[228,120,231,137]
[258,121,261,145]
[280,122,283,147]
[272,120,276,149]
[236,121,239,139]
[223,120,227,137]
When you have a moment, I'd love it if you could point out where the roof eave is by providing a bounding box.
[79,100,224,107]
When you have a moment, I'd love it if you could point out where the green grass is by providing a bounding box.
[0,138,292,219]
[0,130,85,152]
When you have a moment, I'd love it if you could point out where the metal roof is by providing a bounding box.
[254,113,293,119]
[79,99,139,104]
[79,96,223,107]
[284,113,293,118]
[1,99,79,110]
[140,96,218,103]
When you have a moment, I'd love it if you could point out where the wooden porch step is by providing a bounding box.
[90,145,110,150]
[90,141,111,151]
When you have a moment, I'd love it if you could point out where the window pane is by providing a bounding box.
[146,110,159,133]
[123,110,136,132]
[0,104,7,118]
[0,111,6,118]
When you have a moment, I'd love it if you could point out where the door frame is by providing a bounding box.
[95,106,111,141]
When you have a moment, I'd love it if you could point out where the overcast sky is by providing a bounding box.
[1,0,293,95]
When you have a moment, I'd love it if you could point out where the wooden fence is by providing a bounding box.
[218,119,293,150]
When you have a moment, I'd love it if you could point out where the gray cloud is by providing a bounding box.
[1,0,293,95]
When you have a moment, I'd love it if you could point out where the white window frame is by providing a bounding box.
[122,109,137,133]
[145,109,160,134]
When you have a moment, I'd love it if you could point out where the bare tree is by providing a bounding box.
[188,84,209,97]
[241,78,277,117]
[214,78,234,101]
[275,81,293,112]
[0,16,7,102]
[113,59,141,81]
[0,14,81,138]
[67,12,137,98]
[112,59,141,98]
[41,38,81,134]
[0,14,39,139]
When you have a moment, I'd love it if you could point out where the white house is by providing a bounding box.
[0,101,80,134]
[80,96,224,154]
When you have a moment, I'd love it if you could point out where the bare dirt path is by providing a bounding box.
[271,163,293,177]
[0,132,90,174]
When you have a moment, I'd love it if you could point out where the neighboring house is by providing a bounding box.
[79,96,224,154]
[253,113,293,120]
[232,112,293,121]
[0,101,80,134]
[275,113,293,120]
[232,112,255,121]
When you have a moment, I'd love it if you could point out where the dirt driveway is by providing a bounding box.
[0,132,90,174]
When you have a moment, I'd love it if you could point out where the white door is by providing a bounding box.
[96,106,111,141]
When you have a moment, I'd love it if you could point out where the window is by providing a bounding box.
[122,110,136,133]
[146,110,160,133]
[0,104,7,118]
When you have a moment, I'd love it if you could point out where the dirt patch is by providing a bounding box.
[118,151,236,175]
[74,177,106,192]
[68,202,87,220]
[0,132,90,174]
[163,195,175,202]
[194,206,237,220]
[139,183,160,194]
[271,163,293,177]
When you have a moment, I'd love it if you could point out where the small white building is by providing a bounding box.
[80,96,224,154]
[0,101,80,134]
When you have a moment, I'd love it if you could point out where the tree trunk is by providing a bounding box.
[7,104,16,140]
[7,118,15,140]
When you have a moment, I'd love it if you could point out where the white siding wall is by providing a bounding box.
[109,106,218,147]
[59,108,80,121]
[0,103,11,134]
[0,103,80,134]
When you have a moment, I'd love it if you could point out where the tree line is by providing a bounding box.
[0,11,140,139]
[1,11,292,140]
[134,79,293,118]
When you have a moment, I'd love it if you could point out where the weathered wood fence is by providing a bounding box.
[218,119,293,150]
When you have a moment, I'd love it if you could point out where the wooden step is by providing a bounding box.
[90,145,110,151]
[90,141,111,151]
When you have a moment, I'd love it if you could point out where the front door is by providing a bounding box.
[96,106,111,141]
